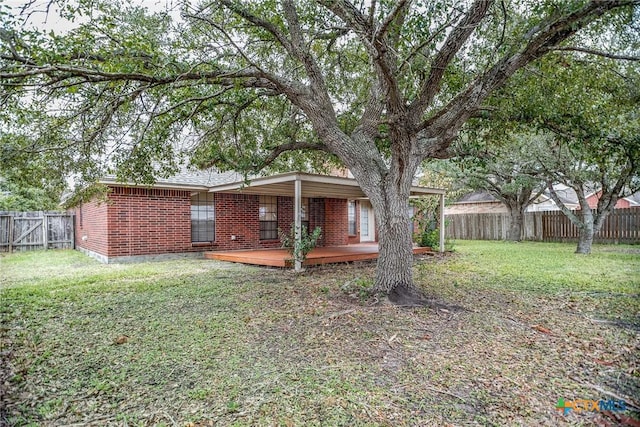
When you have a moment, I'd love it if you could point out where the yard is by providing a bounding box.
[1,241,638,426]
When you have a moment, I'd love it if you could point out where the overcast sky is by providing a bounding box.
[3,0,176,33]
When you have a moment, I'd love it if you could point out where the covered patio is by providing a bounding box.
[207,172,446,271]
[204,243,434,268]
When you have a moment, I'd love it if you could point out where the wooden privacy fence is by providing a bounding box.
[446,207,639,243]
[0,211,75,252]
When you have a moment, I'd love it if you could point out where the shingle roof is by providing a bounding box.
[455,191,500,203]
[99,169,445,198]
[154,169,245,187]
[541,184,579,206]
[100,169,250,189]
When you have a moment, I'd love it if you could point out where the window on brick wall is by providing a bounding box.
[259,195,278,240]
[191,193,215,242]
[348,200,357,235]
[408,205,415,234]
[301,197,309,231]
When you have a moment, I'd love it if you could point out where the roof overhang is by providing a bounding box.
[98,177,210,192]
[207,172,445,199]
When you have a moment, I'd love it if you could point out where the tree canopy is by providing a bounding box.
[1,0,638,299]
[470,50,640,252]
[448,132,546,241]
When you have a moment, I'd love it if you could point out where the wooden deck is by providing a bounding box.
[204,244,433,267]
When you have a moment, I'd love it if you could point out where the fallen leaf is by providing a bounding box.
[388,333,398,344]
[532,325,552,334]
[601,411,640,427]
[621,416,640,427]
[594,415,613,427]
[114,335,129,345]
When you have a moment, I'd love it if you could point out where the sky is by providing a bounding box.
[2,0,176,33]
[3,0,83,32]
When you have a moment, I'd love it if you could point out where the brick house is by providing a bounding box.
[74,170,444,263]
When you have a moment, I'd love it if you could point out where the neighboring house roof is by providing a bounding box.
[452,185,639,213]
[623,193,640,206]
[454,191,500,204]
[533,184,580,208]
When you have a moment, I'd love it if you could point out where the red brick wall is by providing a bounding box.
[75,199,109,256]
[203,194,344,250]
[214,193,261,250]
[275,196,294,247]
[323,198,349,246]
[76,187,355,260]
[309,198,325,246]
[105,187,194,257]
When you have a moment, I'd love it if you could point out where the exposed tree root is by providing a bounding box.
[386,283,466,311]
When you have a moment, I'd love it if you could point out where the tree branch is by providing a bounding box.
[215,0,296,56]
[316,1,411,118]
[398,11,461,74]
[550,46,640,61]
[546,180,584,227]
[375,0,410,40]
[198,140,329,171]
[0,64,283,91]
[410,0,493,122]
[418,0,636,157]
[258,141,330,169]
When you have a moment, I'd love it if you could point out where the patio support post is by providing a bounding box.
[439,193,445,253]
[294,176,303,272]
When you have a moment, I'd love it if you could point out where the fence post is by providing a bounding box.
[43,213,49,250]
[8,215,13,253]
[439,193,445,252]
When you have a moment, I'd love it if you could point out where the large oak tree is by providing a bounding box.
[1,0,637,302]
[479,52,640,253]
[449,133,546,241]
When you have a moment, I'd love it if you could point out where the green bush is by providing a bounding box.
[278,224,322,265]
[416,227,440,248]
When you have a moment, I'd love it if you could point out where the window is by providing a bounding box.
[361,205,369,234]
[259,195,278,240]
[408,206,415,234]
[191,193,215,242]
[348,200,357,235]
[301,197,309,231]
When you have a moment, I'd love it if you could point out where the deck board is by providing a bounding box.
[204,244,433,267]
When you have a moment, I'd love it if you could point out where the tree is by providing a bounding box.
[540,134,639,254]
[537,59,639,254]
[0,133,66,211]
[1,1,637,303]
[450,133,546,241]
[0,178,63,211]
[483,51,640,253]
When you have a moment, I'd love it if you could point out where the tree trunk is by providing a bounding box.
[575,208,594,254]
[310,119,424,304]
[576,224,594,254]
[506,206,524,241]
[374,202,418,304]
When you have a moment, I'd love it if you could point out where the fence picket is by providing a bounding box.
[445,208,639,243]
[0,211,74,252]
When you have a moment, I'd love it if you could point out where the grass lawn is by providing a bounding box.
[1,241,638,426]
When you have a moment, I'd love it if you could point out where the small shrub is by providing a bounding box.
[416,228,440,248]
[278,224,322,265]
